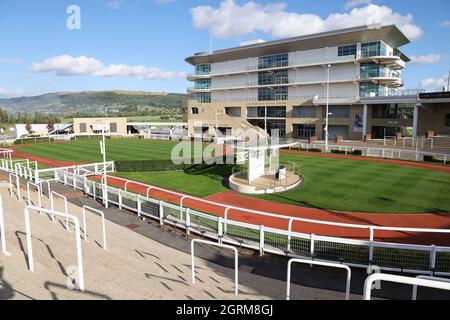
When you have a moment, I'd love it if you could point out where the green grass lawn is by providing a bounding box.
[15,140,450,214]
[15,139,186,163]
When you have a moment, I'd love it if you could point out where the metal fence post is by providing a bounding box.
[186,208,191,235]
[430,245,437,276]
[218,217,223,244]
[310,234,315,258]
[137,195,142,217]
[369,227,374,273]
[159,201,164,225]
[259,225,265,256]
[287,218,294,252]
[118,190,122,210]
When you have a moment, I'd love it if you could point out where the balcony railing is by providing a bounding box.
[360,89,425,98]
[199,55,355,77]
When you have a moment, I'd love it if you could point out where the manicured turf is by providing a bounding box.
[16,140,450,214]
[114,165,236,197]
[15,139,190,162]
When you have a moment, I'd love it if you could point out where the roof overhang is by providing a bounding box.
[186,25,410,65]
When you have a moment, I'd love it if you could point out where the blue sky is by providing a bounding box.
[0,0,449,97]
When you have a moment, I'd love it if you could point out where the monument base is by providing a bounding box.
[229,170,302,194]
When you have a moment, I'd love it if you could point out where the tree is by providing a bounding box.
[47,118,55,132]
[25,121,33,135]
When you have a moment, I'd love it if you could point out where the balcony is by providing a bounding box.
[360,89,425,98]
[200,55,356,78]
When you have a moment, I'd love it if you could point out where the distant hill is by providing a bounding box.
[0,91,191,116]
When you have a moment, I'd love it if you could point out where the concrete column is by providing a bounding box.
[362,104,368,140]
[413,104,420,138]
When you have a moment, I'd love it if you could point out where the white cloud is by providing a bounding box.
[420,74,449,90]
[190,1,423,40]
[439,20,450,28]
[344,0,372,10]
[0,87,25,98]
[31,55,186,80]
[411,54,449,64]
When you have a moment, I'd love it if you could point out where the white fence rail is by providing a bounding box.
[82,206,107,250]
[191,239,239,296]
[24,205,84,291]
[363,273,450,300]
[52,171,450,277]
[286,258,351,300]
[292,143,449,164]
[0,195,7,255]
[3,160,450,277]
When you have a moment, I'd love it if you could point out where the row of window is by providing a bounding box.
[258,53,289,69]
[191,105,417,121]
[195,64,211,75]
[258,87,288,101]
[79,123,118,133]
[258,70,289,85]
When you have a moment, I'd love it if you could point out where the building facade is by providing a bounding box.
[73,117,128,135]
[183,25,442,141]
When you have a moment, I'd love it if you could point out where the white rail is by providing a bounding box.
[82,206,107,250]
[412,275,450,300]
[50,191,69,231]
[26,182,42,212]
[0,195,8,255]
[363,273,450,300]
[8,173,21,201]
[24,205,84,291]
[191,239,239,296]
[286,258,351,300]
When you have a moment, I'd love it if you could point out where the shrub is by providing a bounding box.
[116,156,229,172]
[116,159,190,172]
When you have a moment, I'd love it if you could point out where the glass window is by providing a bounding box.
[266,106,286,118]
[338,44,357,57]
[446,114,450,127]
[247,107,266,118]
[194,93,211,103]
[79,123,86,133]
[324,106,350,118]
[258,87,288,101]
[258,53,289,69]
[194,79,211,89]
[372,104,414,120]
[360,82,388,97]
[258,70,289,85]
[360,63,387,78]
[293,106,316,118]
[361,41,387,58]
[225,107,241,117]
[195,64,211,75]
[293,124,316,139]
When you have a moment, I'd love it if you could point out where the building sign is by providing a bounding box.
[353,114,363,132]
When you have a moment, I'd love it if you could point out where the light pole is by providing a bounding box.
[325,64,331,152]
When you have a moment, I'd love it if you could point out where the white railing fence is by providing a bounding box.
[291,143,449,165]
[2,159,450,278]
[24,205,85,291]
[363,273,450,300]
[47,169,450,277]
[286,258,351,300]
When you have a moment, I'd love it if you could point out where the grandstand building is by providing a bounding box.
[183,24,450,141]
